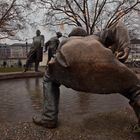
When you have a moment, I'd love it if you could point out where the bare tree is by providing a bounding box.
[36,0,140,35]
[0,0,34,40]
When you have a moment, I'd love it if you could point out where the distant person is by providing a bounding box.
[24,30,44,72]
[44,32,62,64]
[17,59,22,68]
[3,61,7,68]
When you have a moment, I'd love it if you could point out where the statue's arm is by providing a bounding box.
[30,37,36,51]
[116,24,131,62]
[44,41,50,52]
[41,35,45,47]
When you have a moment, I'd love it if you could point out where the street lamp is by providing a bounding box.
[25,39,28,56]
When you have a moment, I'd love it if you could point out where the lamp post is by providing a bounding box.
[25,39,28,56]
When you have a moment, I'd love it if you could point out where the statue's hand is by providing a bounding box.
[132,124,140,133]
[115,51,124,59]
[117,47,130,62]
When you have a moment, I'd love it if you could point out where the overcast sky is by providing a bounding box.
[1,0,140,45]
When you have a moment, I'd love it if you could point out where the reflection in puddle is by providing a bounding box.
[0,78,130,123]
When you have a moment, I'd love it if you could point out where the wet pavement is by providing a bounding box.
[0,77,140,139]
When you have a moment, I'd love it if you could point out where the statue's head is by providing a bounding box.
[68,27,87,37]
[100,28,115,48]
[36,30,41,36]
[56,32,62,38]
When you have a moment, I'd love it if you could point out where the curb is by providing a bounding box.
[0,68,139,80]
[0,71,44,80]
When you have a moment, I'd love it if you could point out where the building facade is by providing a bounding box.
[0,43,47,67]
[129,39,140,61]
[0,43,31,67]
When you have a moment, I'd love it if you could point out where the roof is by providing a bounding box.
[131,39,140,44]
[0,43,9,47]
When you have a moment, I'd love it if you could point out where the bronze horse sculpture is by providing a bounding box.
[33,23,140,130]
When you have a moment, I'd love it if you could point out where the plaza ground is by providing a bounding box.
[0,69,140,140]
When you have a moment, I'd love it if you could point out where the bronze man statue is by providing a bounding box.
[33,25,140,131]
[24,30,44,72]
[44,32,62,65]
[99,21,131,63]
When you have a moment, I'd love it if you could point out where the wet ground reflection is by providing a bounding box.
[0,78,130,123]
